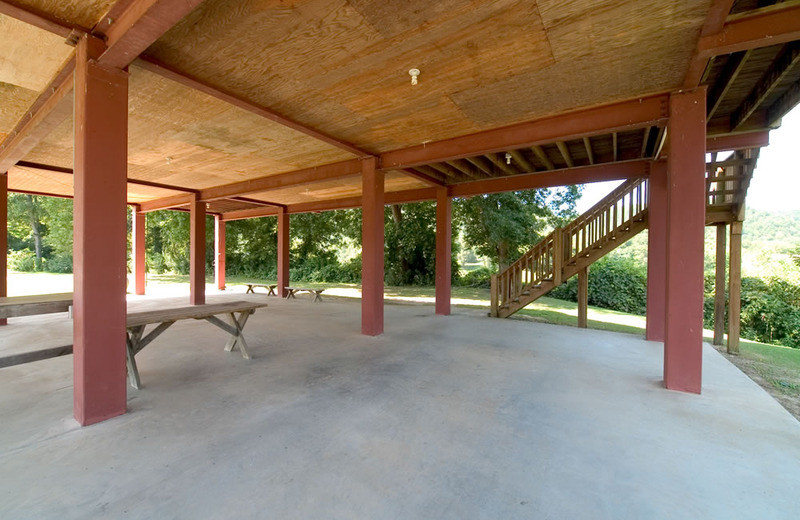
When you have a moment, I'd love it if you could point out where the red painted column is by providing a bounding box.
[190,196,206,305]
[132,207,146,295]
[215,215,226,291]
[1,173,7,326]
[435,187,451,316]
[646,161,667,341]
[664,88,707,394]
[277,208,289,297]
[361,157,384,335]
[72,35,128,425]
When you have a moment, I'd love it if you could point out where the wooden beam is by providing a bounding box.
[532,146,555,170]
[697,3,800,59]
[683,0,736,86]
[508,150,534,172]
[200,159,361,201]
[136,56,371,157]
[229,196,286,208]
[13,161,199,193]
[728,221,743,354]
[417,164,463,182]
[0,59,74,173]
[380,94,670,169]
[397,168,446,187]
[707,110,773,136]
[731,42,800,129]
[583,138,594,165]
[464,156,495,176]
[447,160,484,179]
[556,142,574,168]
[653,126,668,160]
[612,133,618,162]
[449,160,649,198]
[768,79,800,126]
[485,153,518,175]
[429,161,472,180]
[0,0,85,37]
[708,51,752,118]
[95,0,205,69]
[138,193,193,213]
[640,127,652,158]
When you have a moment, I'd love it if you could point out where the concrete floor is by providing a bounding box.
[1,295,799,519]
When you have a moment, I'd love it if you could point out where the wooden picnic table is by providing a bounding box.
[0,300,268,390]
[0,293,73,319]
[284,287,325,302]
[244,283,277,295]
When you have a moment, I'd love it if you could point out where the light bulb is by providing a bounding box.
[409,68,420,86]
[505,152,512,165]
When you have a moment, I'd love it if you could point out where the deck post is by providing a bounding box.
[664,87,707,394]
[132,206,146,295]
[728,221,743,354]
[0,173,7,326]
[646,161,667,341]
[72,35,128,425]
[713,224,727,345]
[189,195,206,305]
[490,274,499,317]
[361,157,384,335]
[277,208,289,298]
[577,266,588,328]
[435,187,451,316]
[215,215,226,290]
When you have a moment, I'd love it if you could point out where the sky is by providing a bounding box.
[575,105,800,214]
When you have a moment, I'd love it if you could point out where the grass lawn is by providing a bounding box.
[7,271,800,419]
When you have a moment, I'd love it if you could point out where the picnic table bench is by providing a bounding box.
[0,300,268,390]
[244,283,277,296]
[284,287,325,302]
[0,293,73,319]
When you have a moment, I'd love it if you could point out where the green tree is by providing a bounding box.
[454,186,580,271]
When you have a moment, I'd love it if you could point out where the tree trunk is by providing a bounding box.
[26,195,43,270]
[391,205,410,281]
[497,241,510,272]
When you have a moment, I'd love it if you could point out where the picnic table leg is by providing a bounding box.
[313,291,323,303]
[267,286,276,296]
[223,311,252,359]
[126,325,144,390]
[246,285,254,294]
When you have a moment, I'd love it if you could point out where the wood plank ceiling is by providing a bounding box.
[0,0,798,217]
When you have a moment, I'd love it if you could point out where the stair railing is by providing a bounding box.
[490,229,561,316]
[562,177,648,265]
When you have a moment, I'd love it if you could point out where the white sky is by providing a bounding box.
[575,105,800,214]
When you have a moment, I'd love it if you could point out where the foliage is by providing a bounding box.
[454,267,493,288]
[704,276,800,348]
[455,186,580,270]
[549,256,648,315]
[6,194,73,272]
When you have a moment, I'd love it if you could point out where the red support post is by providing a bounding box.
[277,208,289,297]
[664,88,707,394]
[189,196,206,305]
[0,173,7,326]
[361,157,384,335]
[72,35,128,425]
[435,187,451,316]
[646,162,667,341]
[132,206,146,295]
[215,215,226,290]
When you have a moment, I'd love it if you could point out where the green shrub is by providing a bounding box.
[8,250,37,272]
[455,266,493,288]
[44,254,73,273]
[549,255,647,315]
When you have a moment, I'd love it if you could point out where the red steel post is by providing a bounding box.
[72,35,128,425]
[646,162,667,341]
[132,207,146,295]
[277,208,289,297]
[0,173,7,326]
[361,157,384,335]
[189,196,206,305]
[664,88,707,394]
[215,215,226,290]
[435,187,452,316]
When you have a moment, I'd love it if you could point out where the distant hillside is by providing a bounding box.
[742,209,800,249]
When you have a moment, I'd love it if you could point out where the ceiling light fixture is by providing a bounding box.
[505,152,512,165]
[409,68,420,86]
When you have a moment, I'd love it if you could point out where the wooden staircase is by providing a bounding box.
[490,177,649,319]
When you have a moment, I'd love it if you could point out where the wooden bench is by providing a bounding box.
[284,287,325,302]
[0,300,268,390]
[244,283,277,296]
[0,293,73,319]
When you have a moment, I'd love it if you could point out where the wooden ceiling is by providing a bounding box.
[0,0,798,218]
